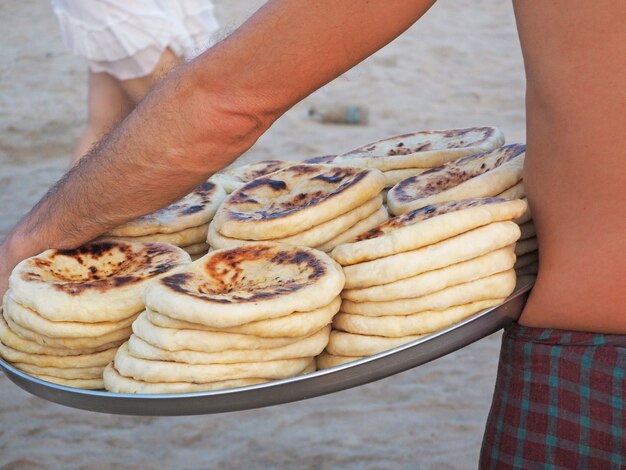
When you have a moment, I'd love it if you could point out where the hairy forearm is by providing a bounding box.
[1,0,435,270]
[4,61,267,256]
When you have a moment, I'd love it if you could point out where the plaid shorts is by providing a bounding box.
[479,323,626,469]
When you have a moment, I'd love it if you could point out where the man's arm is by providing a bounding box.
[0,0,436,293]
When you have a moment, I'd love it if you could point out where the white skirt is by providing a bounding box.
[52,0,220,80]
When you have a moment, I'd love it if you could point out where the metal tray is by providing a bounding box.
[0,277,533,416]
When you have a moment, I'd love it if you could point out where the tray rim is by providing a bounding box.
[0,276,534,415]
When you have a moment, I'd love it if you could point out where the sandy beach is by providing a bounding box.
[0,1,525,468]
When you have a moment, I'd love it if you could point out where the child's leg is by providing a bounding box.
[72,71,133,165]
[119,47,182,103]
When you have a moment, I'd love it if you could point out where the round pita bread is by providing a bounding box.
[4,294,137,338]
[514,198,532,225]
[316,351,364,369]
[9,240,190,323]
[128,325,330,364]
[0,341,117,368]
[341,222,521,289]
[132,312,314,353]
[341,246,515,302]
[105,223,209,246]
[333,298,505,337]
[0,313,120,356]
[316,206,389,253]
[145,296,341,338]
[213,164,385,240]
[383,168,428,187]
[114,343,313,383]
[387,144,525,215]
[13,362,104,380]
[33,374,104,389]
[4,311,130,349]
[133,313,314,353]
[497,180,525,199]
[210,160,297,193]
[105,181,226,236]
[103,362,316,394]
[340,270,516,316]
[103,364,268,393]
[145,243,345,328]
[331,198,526,266]
[207,195,383,250]
[332,127,505,171]
[326,330,426,357]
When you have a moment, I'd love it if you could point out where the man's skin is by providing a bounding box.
[513,0,626,333]
[0,0,625,342]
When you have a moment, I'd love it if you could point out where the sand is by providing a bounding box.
[0,0,525,468]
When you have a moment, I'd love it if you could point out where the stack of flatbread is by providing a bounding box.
[210,160,297,193]
[330,127,505,201]
[0,240,190,389]
[387,143,526,215]
[317,198,526,368]
[104,181,226,260]
[207,164,388,253]
[496,180,537,275]
[104,243,345,393]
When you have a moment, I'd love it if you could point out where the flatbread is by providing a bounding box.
[383,168,428,187]
[0,313,121,356]
[326,330,426,357]
[105,223,209,246]
[514,198,532,225]
[207,195,383,249]
[333,298,505,337]
[9,240,190,322]
[103,364,268,393]
[114,343,313,383]
[316,206,389,252]
[105,181,226,236]
[145,296,341,338]
[4,311,131,349]
[340,270,516,316]
[13,362,104,380]
[388,143,525,215]
[33,374,104,390]
[132,312,313,353]
[0,341,117,368]
[213,164,385,240]
[103,362,316,394]
[341,221,521,289]
[210,160,297,193]
[497,180,525,199]
[333,127,505,171]
[515,237,538,256]
[145,243,345,328]
[331,198,526,265]
[341,246,515,302]
[316,351,364,369]
[4,294,137,338]
[128,325,330,364]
